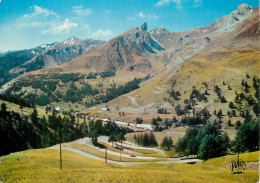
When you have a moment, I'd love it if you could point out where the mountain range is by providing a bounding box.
[0,4,259,124]
[0,37,105,86]
[14,4,257,76]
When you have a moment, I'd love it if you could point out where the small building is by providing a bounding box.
[55,107,61,111]
[101,107,109,111]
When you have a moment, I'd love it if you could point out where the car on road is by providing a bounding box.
[130,154,136,157]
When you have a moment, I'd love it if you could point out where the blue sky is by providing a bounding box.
[0,0,258,52]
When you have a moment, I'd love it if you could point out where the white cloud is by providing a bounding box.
[105,10,111,13]
[24,5,59,18]
[154,0,181,9]
[92,29,112,38]
[137,12,145,18]
[72,6,93,16]
[127,12,145,21]
[127,12,159,21]
[155,0,202,8]
[41,19,78,35]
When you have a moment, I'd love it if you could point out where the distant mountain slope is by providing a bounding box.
[108,46,259,115]
[0,37,105,86]
[159,4,257,66]
[0,45,53,85]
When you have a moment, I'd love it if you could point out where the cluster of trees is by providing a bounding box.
[194,107,211,120]
[241,79,250,93]
[86,72,98,79]
[1,73,79,106]
[175,104,185,116]
[227,109,237,118]
[44,81,57,92]
[234,94,255,119]
[135,117,143,124]
[3,72,150,108]
[151,116,162,125]
[253,77,259,98]
[168,76,259,130]
[0,103,40,156]
[252,77,260,117]
[52,73,79,83]
[228,119,241,127]
[151,117,168,132]
[100,70,116,78]
[235,92,245,104]
[108,132,126,147]
[179,115,207,126]
[157,107,168,114]
[22,73,81,105]
[0,94,32,108]
[234,119,259,152]
[100,78,142,103]
[170,89,181,101]
[176,118,259,160]
[214,85,221,97]
[32,94,51,106]
[233,77,259,117]
[161,137,173,150]
[86,71,115,79]
[213,85,227,103]
[0,103,87,156]
[214,109,223,118]
[176,122,230,160]
[133,133,158,147]
[190,89,207,103]
[88,120,132,146]
[175,103,195,116]
[28,80,60,106]
[63,82,99,103]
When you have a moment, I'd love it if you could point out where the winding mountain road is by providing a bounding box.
[50,146,202,166]
[50,137,202,166]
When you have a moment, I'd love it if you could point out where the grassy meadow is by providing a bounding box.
[0,149,258,183]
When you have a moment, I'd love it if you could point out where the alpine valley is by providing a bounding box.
[0,3,259,183]
[1,4,258,120]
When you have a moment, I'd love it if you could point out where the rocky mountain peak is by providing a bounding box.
[237,4,252,15]
[63,36,81,45]
[139,22,147,31]
[150,26,170,34]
